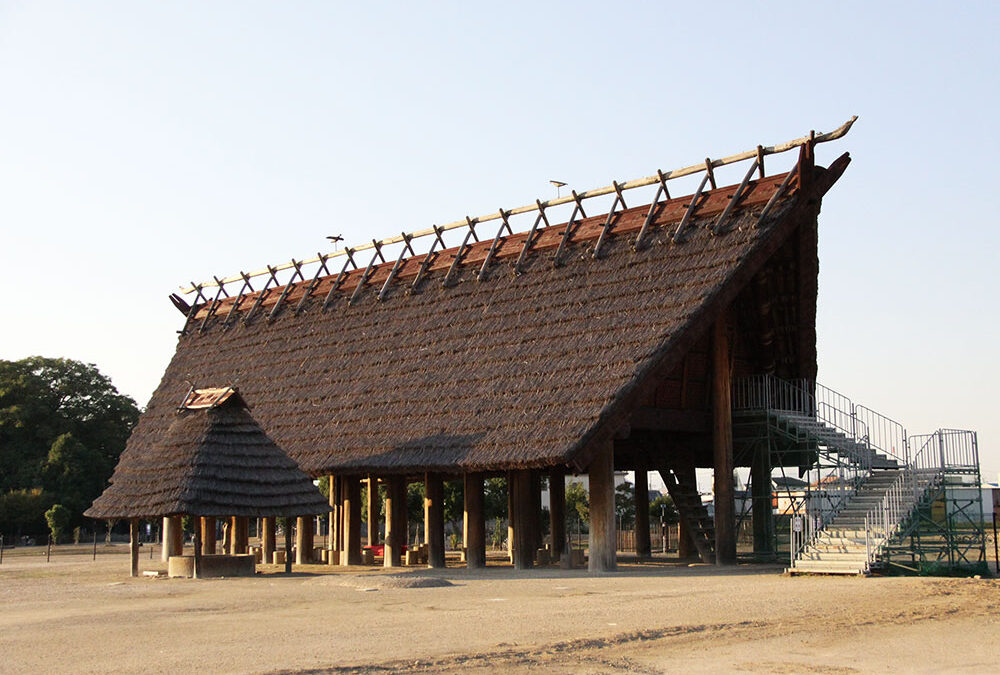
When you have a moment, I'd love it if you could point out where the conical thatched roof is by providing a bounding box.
[86,388,329,519]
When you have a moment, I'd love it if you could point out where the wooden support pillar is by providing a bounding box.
[341,476,362,565]
[588,439,617,572]
[384,475,406,567]
[506,476,515,564]
[192,516,202,579]
[232,516,249,555]
[366,476,378,547]
[283,517,292,573]
[509,470,534,569]
[676,462,697,559]
[529,471,543,553]
[129,519,140,578]
[634,467,651,558]
[200,517,216,556]
[751,447,775,556]
[327,475,339,564]
[424,473,446,568]
[463,472,486,569]
[296,516,313,564]
[548,468,566,561]
[162,515,182,562]
[712,314,737,565]
[261,517,276,563]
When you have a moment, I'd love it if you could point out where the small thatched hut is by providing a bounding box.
[87,387,328,576]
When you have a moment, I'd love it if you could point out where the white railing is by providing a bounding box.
[862,429,978,571]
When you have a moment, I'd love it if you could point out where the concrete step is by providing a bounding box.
[790,559,865,575]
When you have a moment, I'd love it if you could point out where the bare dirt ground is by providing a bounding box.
[2,546,999,674]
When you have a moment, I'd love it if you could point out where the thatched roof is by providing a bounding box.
[118,153,849,478]
[86,388,329,519]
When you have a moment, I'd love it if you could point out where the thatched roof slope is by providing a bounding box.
[121,155,849,477]
[86,389,329,519]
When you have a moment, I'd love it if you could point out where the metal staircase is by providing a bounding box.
[732,376,985,576]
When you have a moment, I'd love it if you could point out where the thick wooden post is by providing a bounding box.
[129,519,140,577]
[200,517,216,555]
[588,439,617,572]
[751,447,775,556]
[283,517,292,573]
[463,472,485,569]
[296,516,313,564]
[233,516,249,554]
[192,517,202,579]
[529,471,543,553]
[366,476,378,547]
[548,468,566,561]
[634,467,651,557]
[162,515,182,562]
[510,470,534,569]
[341,476,362,565]
[506,476,515,563]
[713,315,737,565]
[384,476,406,567]
[261,517,276,563]
[424,473,446,568]
[327,475,339,564]
[676,462,697,559]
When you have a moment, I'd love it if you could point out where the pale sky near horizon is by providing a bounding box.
[2,2,998,480]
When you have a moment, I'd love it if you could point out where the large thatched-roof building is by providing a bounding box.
[99,120,855,573]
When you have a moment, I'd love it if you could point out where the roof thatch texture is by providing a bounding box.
[118,155,849,477]
[86,389,329,519]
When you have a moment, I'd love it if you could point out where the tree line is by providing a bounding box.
[0,357,139,542]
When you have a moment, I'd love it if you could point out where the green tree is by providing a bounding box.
[0,357,139,536]
[615,480,635,524]
[41,433,106,516]
[45,504,71,544]
[649,493,678,523]
[566,481,589,524]
[0,488,53,540]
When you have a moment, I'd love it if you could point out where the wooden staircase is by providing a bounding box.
[658,468,715,564]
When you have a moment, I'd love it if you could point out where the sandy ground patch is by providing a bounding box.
[1,546,998,673]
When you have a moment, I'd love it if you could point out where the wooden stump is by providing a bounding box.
[549,468,566,561]
[129,519,140,578]
[634,468,651,557]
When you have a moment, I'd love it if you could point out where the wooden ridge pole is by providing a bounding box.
[181,118,858,295]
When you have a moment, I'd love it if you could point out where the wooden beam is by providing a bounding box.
[634,467,651,558]
[548,468,566,561]
[163,516,182,562]
[588,438,617,572]
[463,472,486,569]
[425,473,446,568]
[630,407,709,433]
[341,476,362,565]
[129,519,139,578]
[675,462,696,559]
[384,475,406,567]
[712,314,737,565]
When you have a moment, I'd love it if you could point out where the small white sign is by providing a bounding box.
[792,516,803,533]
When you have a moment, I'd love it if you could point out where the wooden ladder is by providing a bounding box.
[659,469,716,564]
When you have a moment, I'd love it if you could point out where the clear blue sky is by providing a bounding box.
[2,2,997,479]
